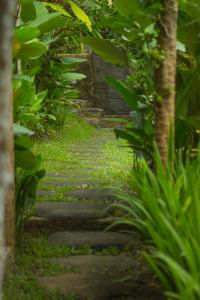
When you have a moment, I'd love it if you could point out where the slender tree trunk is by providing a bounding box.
[0,0,16,294]
[155,0,178,166]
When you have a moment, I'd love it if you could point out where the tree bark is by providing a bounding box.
[0,0,16,294]
[155,0,178,166]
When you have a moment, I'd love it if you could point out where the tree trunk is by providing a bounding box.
[155,0,178,166]
[0,0,16,293]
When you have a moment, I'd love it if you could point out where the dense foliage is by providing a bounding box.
[10,0,200,299]
[82,0,200,161]
[14,0,91,229]
[80,1,200,298]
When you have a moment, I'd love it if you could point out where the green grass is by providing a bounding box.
[105,117,129,123]
[34,115,134,203]
[34,112,95,163]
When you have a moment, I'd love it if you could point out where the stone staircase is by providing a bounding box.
[26,129,165,300]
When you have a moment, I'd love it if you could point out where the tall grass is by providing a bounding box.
[114,151,200,299]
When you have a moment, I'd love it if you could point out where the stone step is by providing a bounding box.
[42,179,97,188]
[37,190,55,198]
[65,187,117,202]
[26,202,112,231]
[49,231,140,250]
[45,173,94,179]
[39,255,164,300]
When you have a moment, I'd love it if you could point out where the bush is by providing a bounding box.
[114,151,200,299]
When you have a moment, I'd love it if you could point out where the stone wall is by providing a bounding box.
[77,52,131,115]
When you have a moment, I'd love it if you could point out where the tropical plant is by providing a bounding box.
[111,147,200,299]
[35,51,86,128]
[175,0,200,156]
[83,0,200,164]
[14,132,45,231]
[13,0,93,231]
[14,0,91,131]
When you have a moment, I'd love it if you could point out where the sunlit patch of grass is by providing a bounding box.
[34,112,96,162]
[34,118,135,203]
[105,117,129,123]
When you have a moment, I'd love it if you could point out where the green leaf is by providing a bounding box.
[15,136,34,150]
[82,37,128,65]
[43,2,71,17]
[61,57,87,66]
[15,150,36,170]
[34,1,49,18]
[13,74,34,83]
[15,26,40,43]
[62,72,86,82]
[16,41,48,59]
[18,0,34,5]
[13,124,34,136]
[68,0,92,31]
[114,0,138,16]
[176,40,186,52]
[21,3,36,22]
[106,76,138,109]
[30,12,66,34]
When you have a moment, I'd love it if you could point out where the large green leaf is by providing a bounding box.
[18,0,34,4]
[13,124,34,136]
[13,81,35,116]
[61,57,87,66]
[43,2,71,17]
[13,74,34,83]
[82,37,128,65]
[21,3,36,22]
[15,150,36,170]
[30,12,66,34]
[15,26,40,43]
[34,1,49,18]
[16,41,48,59]
[62,72,86,82]
[15,136,34,150]
[106,76,138,109]
[114,0,138,16]
[68,0,92,31]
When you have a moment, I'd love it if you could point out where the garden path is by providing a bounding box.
[29,129,165,300]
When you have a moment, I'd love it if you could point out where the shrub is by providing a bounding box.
[113,151,200,299]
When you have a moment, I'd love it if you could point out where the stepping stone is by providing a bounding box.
[37,190,55,198]
[27,202,111,231]
[42,180,97,187]
[45,174,93,180]
[75,155,107,159]
[50,255,135,273]
[65,187,117,201]
[60,168,95,173]
[34,202,109,220]
[49,231,137,249]
[70,150,103,155]
[39,257,164,299]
